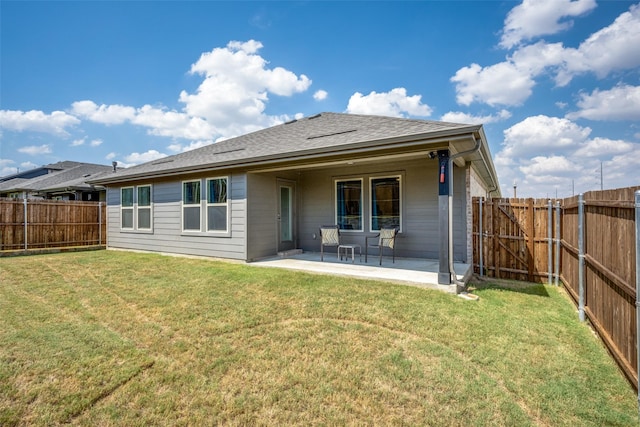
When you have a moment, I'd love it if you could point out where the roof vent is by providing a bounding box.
[215,147,245,155]
[152,159,174,165]
[307,113,322,120]
[112,161,117,172]
[307,129,357,140]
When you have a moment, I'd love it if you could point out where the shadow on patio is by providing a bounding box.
[250,251,472,292]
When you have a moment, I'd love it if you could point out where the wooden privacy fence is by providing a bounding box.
[473,186,640,388]
[0,198,106,251]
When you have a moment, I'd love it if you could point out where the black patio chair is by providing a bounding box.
[365,227,399,265]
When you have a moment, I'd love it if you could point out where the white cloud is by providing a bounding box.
[495,115,639,197]
[71,99,217,141]
[501,115,591,158]
[167,140,213,153]
[500,0,597,49]
[71,138,86,146]
[90,139,103,147]
[69,40,310,144]
[520,155,581,176]
[131,105,216,140]
[559,4,640,83]
[566,84,640,121]
[0,159,16,177]
[178,40,311,137]
[313,90,328,101]
[18,144,52,156]
[105,152,117,160]
[0,109,79,136]
[450,62,535,107]
[573,136,634,157]
[346,88,432,117]
[0,161,35,177]
[453,4,640,107]
[123,150,167,165]
[440,109,511,125]
[71,100,136,124]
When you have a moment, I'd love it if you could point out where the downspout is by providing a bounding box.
[448,135,481,288]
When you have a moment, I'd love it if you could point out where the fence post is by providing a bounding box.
[555,200,561,286]
[98,201,103,245]
[479,197,484,277]
[634,190,640,413]
[23,197,28,251]
[578,193,585,322]
[548,199,553,284]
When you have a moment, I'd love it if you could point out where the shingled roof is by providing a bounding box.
[92,112,483,185]
[0,162,113,193]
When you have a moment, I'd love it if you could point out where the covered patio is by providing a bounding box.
[251,251,473,292]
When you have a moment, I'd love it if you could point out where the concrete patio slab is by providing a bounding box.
[250,251,472,293]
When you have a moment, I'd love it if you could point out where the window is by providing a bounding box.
[121,185,153,231]
[336,179,362,231]
[370,176,401,231]
[137,185,152,230]
[183,180,201,231]
[206,177,228,232]
[121,187,134,229]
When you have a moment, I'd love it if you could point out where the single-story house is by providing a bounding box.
[0,161,113,201]
[90,112,501,291]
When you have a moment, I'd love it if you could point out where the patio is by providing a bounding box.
[251,251,473,293]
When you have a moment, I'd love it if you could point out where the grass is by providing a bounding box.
[0,250,637,426]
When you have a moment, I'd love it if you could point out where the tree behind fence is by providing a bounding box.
[0,198,106,251]
[473,186,639,389]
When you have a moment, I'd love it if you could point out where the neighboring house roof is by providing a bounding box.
[0,162,113,194]
[0,160,86,182]
[0,178,30,192]
[90,112,500,194]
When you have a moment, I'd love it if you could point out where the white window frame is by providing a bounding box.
[137,184,153,231]
[206,176,229,233]
[182,180,202,232]
[334,178,363,232]
[369,175,402,232]
[121,186,134,230]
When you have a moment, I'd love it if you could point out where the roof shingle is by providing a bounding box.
[95,112,477,183]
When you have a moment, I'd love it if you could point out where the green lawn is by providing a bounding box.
[0,250,637,426]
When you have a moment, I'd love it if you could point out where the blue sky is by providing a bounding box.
[1,0,639,198]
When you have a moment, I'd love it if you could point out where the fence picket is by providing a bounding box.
[0,198,106,252]
[473,186,640,390]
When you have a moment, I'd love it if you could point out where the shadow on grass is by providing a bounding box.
[468,276,551,298]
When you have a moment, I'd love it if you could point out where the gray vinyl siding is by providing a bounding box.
[246,173,277,261]
[105,158,469,262]
[245,171,300,261]
[297,158,468,261]
[106,174,247,260]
